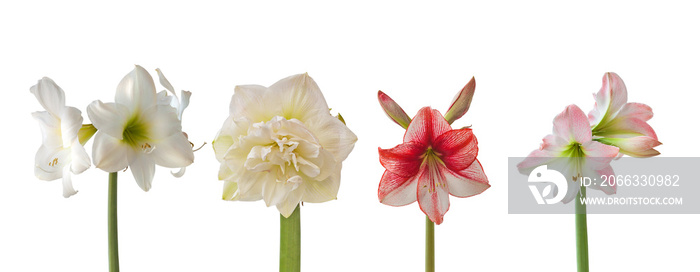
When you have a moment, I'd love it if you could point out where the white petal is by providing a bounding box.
[60,106,83,147]
[177,90,191,120]
[157,90,174,107]
[34,145,67,181]
[171,167,186,178]
[305,114,357,162]
[277,186,304,218]
[147,105,182,141]
[151,132,194,168]
[218,162,234,181]
[232,171,266,201]
[213,121,235,162]
[230,84,275,122]
[156,68,176,94]
[262,180,290,207]
[222,180,239,200]
[30,77,65,116]
[62,167,78,198]
[270,73,330,121]
[70,138,91,174]
[128,150,156,192]
[92,132,128,172]
[31,111,62,149]
[445,160,490,198]
[115,65,157,112]
[302,164,341,203]
[87,101,130,140]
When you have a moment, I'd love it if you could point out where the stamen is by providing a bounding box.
[48,158,58,167]
[141,143,156,154]
[192,141,207,152]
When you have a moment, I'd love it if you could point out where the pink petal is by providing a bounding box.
[540,134,569,153]
[598,136,661,158]
[602,117,658,140]
[552,104,592,144]
[593,165,616,195]
[378,142,425,177]
[417,161,450,225]
[432,128,478,172]
[616,102,653,122]
[444,77,475,125]
[378,170,418,206]
[378,91,412,129]
[516,149,561,175]
[593,72,628,121]
[447,159,490,197]
[403,107,451,145]
[581,141,619,170]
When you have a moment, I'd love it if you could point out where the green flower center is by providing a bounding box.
[122,115,149,149]
[564,142,585,158]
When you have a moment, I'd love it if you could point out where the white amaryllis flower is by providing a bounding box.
[155,68,193,177]
[87,65,194,191]
[213,73,357,217]
[31,77,91,197]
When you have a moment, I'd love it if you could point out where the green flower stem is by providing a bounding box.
[280,205,300,272]
[108,172,120,272]
[575,186,589,272]
[426,216,435,272]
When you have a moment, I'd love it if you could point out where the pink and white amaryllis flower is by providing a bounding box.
[378,107,489,225]
[588,72,661,157]
[517,105,620,202]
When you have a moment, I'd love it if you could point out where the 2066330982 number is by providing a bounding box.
[600,175,680,187]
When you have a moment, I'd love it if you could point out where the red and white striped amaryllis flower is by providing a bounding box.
[517,105,620,202]
[588,72,661,157]
[377,77,489,225]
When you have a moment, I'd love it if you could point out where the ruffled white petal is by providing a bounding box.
[222,180,239,200]
[277,186,304,218]
[302,164,341,203]
[270,73,330,121]
[230,84,274,122]
[304,114,357,162]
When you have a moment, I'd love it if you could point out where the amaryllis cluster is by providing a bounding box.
[30,65,197,196]
[517,72,661,202]
[377,77,490,224]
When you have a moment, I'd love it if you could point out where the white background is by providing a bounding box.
[1,1,699,271]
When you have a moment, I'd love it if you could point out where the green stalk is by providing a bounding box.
[280,205,300,272]
[108,172,120,272]
[426,216,435,272]
[575,186,589,272]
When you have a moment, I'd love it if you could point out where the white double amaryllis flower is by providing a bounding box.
[87,65,194,191]
[213,73,357,217]
[31,78,91,197]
